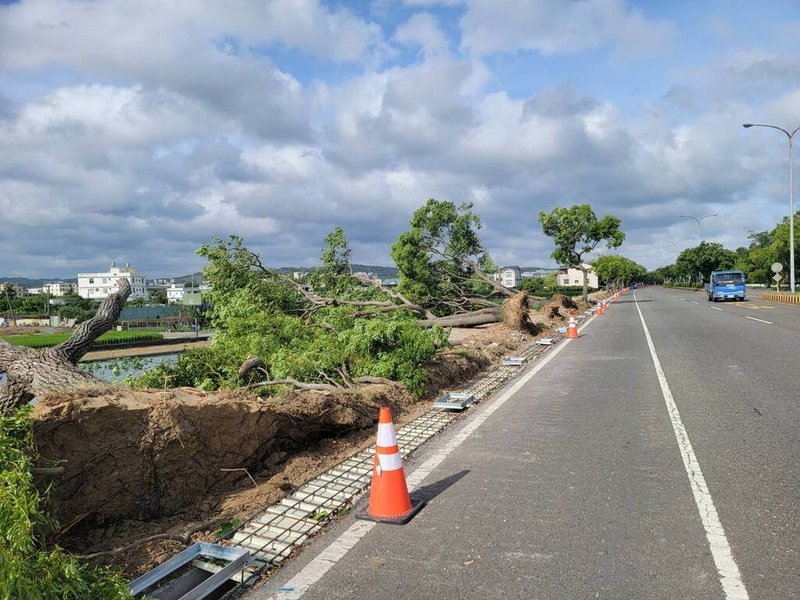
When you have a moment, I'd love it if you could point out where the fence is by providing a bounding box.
[761,292,800,305]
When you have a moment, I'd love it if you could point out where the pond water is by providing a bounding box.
[0,352,179,388]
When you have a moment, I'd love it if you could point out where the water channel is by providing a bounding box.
[0,352,180,388]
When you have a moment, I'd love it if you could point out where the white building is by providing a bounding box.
[500,266,521,288]
[558,264,599,289]
[44,282,76,297]
[77,262,147,299]
[166,282,209,304]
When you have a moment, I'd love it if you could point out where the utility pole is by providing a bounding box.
[3,285,18,327]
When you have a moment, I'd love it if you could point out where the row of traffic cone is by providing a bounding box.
[357,288,638,523]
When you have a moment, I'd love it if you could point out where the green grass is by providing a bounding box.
[5,330,164,349]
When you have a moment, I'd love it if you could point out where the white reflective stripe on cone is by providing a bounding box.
[377,452,404,472]
[376,423,397,447]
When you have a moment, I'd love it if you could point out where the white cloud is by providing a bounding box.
[0,0,381,70]
[394,13,450,57]
[1,1,799,277]
[459,0,674,57]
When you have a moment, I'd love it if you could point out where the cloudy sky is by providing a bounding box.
[1,0,799,278]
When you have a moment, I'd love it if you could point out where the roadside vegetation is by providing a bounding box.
[656,211,800,287]
[0,407,131,599]
[4,330,164,350]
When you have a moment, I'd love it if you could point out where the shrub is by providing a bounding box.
[0,407,131,599]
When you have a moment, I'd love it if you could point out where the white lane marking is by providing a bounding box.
[710,306,723,311]
[679,297,687,301]
[634,292,749,600]
[268,317,596,600]
[690,300,699,304]
[744,316,772,325]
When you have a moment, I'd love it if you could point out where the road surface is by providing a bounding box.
[250,286,800,600]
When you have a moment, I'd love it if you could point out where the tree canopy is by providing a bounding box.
[593,255,647,287]
[674,242,737,281]
[538,204,625,300]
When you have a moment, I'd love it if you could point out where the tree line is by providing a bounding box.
[655,212,799,286]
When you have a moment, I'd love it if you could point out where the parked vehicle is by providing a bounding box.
[705,270,747,302]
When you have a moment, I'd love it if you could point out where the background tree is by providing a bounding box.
[674,242,737,282]
[148,288,168,305]
[593,255,646,288]
[309,226,361,295]
[57,291,99,324]
[538,204,625,301]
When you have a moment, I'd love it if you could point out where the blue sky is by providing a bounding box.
[1,0,800,278]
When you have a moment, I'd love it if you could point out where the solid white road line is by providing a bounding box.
[710,306,723,311]
[744,316,772,325]
[634,292,749,600]
[267,317,597,600]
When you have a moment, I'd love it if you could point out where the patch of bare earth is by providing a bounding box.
[32,294,603,577]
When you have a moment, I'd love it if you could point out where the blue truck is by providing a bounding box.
[705,270,747,302]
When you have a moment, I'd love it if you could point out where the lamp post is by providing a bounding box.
[743,123,800,293]
[679,214,717,245]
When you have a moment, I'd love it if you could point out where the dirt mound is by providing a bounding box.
[32,383,413,526]
[424,348,491,397]
[541,294,581,320]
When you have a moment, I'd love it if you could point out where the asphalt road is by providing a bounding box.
[250,286,800,600]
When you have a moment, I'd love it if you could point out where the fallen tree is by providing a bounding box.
[0,280,131,416]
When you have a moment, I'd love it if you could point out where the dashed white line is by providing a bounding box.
[634,292,749,600]
[690,300,699,304]
[267,317,597,600]
[678,297,687,301]
[709,306,723,311]
[744,316,772,325]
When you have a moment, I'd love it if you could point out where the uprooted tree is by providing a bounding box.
[138,199,534,395]
[391,199,525,327]
[0,280,131,416]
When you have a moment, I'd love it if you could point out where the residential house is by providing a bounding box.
[77,262,147,299]
[500,266,521,288]
[558,264,599,289]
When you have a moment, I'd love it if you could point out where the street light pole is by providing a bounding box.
[679,214,717,245]
[743,123,800,293]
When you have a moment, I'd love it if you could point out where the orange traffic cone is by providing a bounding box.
[357,407,425,524]
[567,316,579,339]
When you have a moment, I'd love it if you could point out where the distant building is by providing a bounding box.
[166,283,186,304]
[380,278,400,287]
[2,284,26,296]
[27,287,44,295]
[44,282,76,297]
[500,266,521,288]
[521,268,558,279]
[558,264,599,289]
[165,282,208,304]
[77,262,147,299]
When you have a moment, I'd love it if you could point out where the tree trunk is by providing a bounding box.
[418,306,502,328]
[0,280,131,415]
[581,266,589,303]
